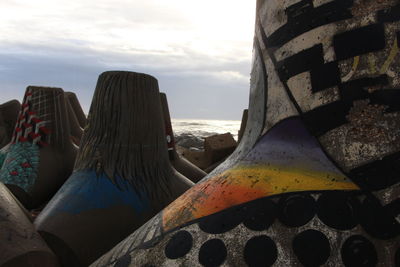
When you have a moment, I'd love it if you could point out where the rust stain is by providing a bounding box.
[351,0,396,17]
[346,100,392,143]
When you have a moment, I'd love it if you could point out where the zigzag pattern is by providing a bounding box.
[11,88,51,147]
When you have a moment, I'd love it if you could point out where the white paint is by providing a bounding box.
[313,0,335,8]
[287,72,339,112]
[258,0,288,37]
[274,24,337,63]
[262,43,298,132]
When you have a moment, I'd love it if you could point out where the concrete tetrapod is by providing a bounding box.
[65,96,83,146]
[0,182,59,267]
[64,92,87,129]
[237,109,248,144]
[160,93,207,183]
[0,100,21,150]
[35,71,194,267]
[92,1,400,266]
[0,87,77,209]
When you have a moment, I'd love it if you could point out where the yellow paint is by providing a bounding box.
[342,56,360,81]
[352,56,360,74]
[368,53,377,74]
[227,165,359,193]
[380,37,399,74]
[162,164,359,231]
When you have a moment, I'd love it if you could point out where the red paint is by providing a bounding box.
[29,132,41,139]
[38,141,48,147]
[23,123,32,129]
[18,137,28,142]
[31,118,42,124]
[39,126,51,135]
[21,162,31,168]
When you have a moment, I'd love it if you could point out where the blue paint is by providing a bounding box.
[0,142,39,191]
[242,118,343,175]
[0,149,7,168]
[39,169,150,216]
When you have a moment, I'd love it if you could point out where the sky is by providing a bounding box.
[0,0,256,120]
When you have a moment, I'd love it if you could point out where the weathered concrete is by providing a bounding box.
[160,93,207,183]
[179,147,211,170]
[0,182,59,267]
[92,1,400,266]
[65,96,83,146]
[64,92,87,129]
[35,71,194,267]
[204,133,237,164]
[0,100,20,150]
[237,109,248,143]
[0,87,77,209]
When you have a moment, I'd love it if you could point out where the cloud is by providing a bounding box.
[0,42,251,119]
[0,0,255,120]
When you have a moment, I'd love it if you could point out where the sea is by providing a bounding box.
[171,119,241,150]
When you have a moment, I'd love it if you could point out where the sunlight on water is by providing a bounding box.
[172,118,241,141]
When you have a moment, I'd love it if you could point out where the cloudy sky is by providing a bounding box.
[0,0,256,120]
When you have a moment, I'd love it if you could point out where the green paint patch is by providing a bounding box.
[0,142,40,192]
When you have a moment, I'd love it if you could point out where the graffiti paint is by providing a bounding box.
[37,169,150,217]
[162,118,358,231]
[0,87,49,191]
[91,1,400,266]
[0,142,39,191]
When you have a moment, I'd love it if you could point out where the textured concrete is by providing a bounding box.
[0,87,77,209]
[0,182,59,267]
[35,71,194,267]
[92,1,400,266]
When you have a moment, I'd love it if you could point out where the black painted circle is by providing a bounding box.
[359,196,400,240]
[243,197,277,231]
[114,254,131,267]
[164,230,193,259]
[292,229,331,266]
[198,239,227,267]
[244,235,277,266]
[341,235,377,267]
[199,205,246,234]
[317,191,360,230]
[278,194,316,227]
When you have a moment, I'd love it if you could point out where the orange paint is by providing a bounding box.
[162,164,359,231]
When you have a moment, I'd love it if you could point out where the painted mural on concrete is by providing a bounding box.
[162,118,358,232]
[0,87,50,192]
[92,1,400,266]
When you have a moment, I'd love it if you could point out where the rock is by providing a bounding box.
[204,133,237,163]
[178,146,211,170]
[175,133,204,150]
